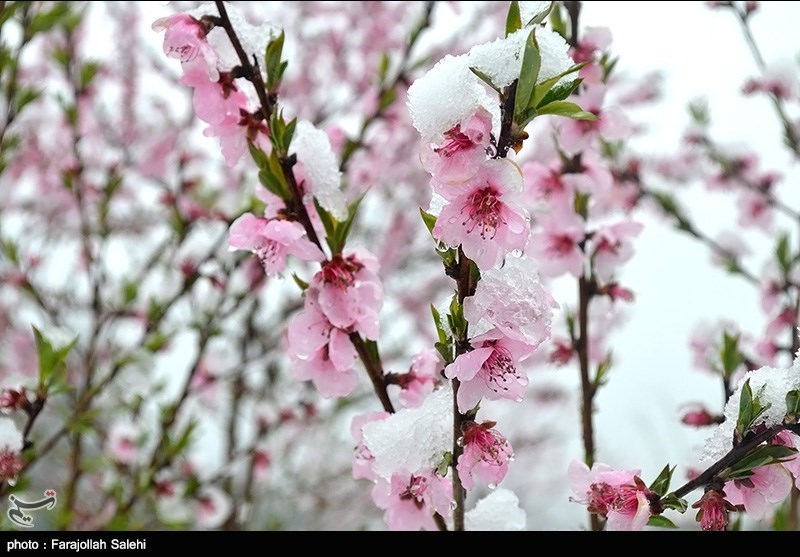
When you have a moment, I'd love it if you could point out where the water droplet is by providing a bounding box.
[487,483,497,490]
[456,436,465,447]
[508,455,515,462]
[7,477,16,487]
[448,217,458,224]
[510,249,524,258]
[449,500,458,510]
[514,397,523,403]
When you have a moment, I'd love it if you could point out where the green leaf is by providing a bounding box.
[33,326,77,392]
[720,332,742,378]
[537,101,596,120]
[122,281,138,305]
[378,87,396,111]
[647,515,678,529]
[378,52,391,83]
[536,78,582,109]
[14,86,39,112]
[549,2,567,39]
[505,1,522,37]
[736,379,754,438]
[264,30,286,91]
[28,2,73,35]
[527,1,555,25]
[514,29,541,121]
[661,493,688,513]
[574,192,590,220]
[469,66,501,94]
[776,233,792,272]
[332,195,364,255]
[529,63,586,109]
[364,339,381,364]
[648,464,675,496]
[79,62,100,90]
[724,444,797,480]
[283,118,298,149]
[446,295,469,342]
[436,452,453,476]
[292,273,309,291]
[420,208,437,236]
[786,390,800,423]
[593,353,612,388]
[313,199,338,249]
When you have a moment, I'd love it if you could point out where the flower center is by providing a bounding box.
[462,186,505,239]
[321,255,361,288]
[549,234,576,256]
[399,476,428,510]
[435,125,474,158]
[482,345,521,394]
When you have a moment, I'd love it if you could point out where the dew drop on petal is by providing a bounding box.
[456,436,465,447]
[487,483,497,490]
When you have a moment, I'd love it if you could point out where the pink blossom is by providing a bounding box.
[568,460,653,531]
[724,464,793,520]
[759,270,783,314]
[422,108,492,184]
[179,61,251,167]
[766,307,795,338]
[549,338,574,366]
[152,14,218,80]
[0,449,22,484]
[444,329,535,412]
[681,405,719,427]
[529,206,585,278]
[193,486,232,529]
[228,214,324,276]
[433,160,530,270]
[558,85,633,155]
[0,387,28,414]
[589,220,643,283]
[772,431,800,489]
[351,411,390,481]
[692,489,736,531]
[105,422,141,466]
[577,26,612,59]
[371,470,452,531]
[307,248,383,340]
[287,305,359,398]
[457,421,513,491]
[395,350,442,408]
[737,191,773,232]
[521,161,575,210]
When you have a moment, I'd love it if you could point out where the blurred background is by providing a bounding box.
[0,1,799,530]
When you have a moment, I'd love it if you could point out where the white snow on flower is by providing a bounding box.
[362,384,452,481]
[291,120,347,221]
[188,3,279,73]
[467,27,573,90]
[519,1,553,25]
[0,419,22,453]
[465,489,527,531]
[464,254,558,346]
[702,357,800,462]
[536,27,574,84]
[407,55,493,142]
